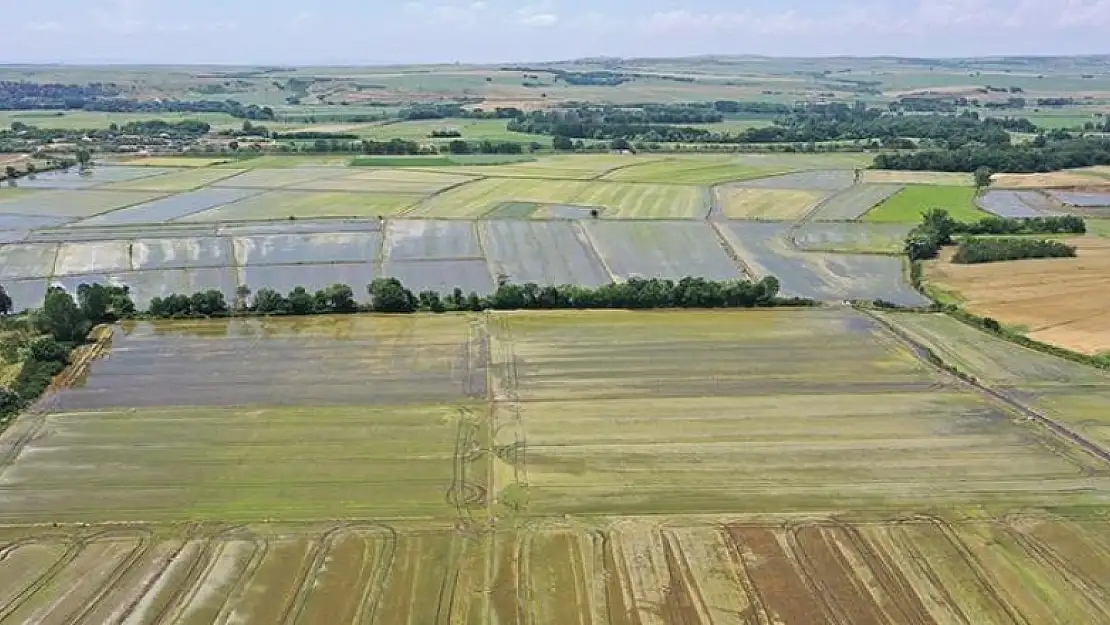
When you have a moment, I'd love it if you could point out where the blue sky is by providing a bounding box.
[5,0,1110,64]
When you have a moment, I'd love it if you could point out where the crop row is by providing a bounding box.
[1,516,1107,625]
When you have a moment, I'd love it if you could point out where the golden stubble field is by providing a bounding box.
[2,309,1110,624]
[925,236,1110,354]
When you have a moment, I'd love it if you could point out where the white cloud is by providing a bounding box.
[518,12,558,27]
[24,21,67,33]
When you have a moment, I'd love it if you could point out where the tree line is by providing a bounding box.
[0,283,132,422]
[904,209,1085,261]
[507,103,1034,148]
[951,238,1077,264]
[873,136,1110,173]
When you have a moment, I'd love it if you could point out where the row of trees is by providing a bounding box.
[507,103,1033,148]
[951,238,1077,264]
[903,209,1085,261]
[2,274,798,325]
[873,136,1110,173]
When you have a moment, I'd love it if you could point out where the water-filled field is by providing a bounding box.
[2,309,1110,623]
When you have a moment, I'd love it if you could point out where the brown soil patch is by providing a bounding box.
[726,526,831,625]
[925,237,1110,354]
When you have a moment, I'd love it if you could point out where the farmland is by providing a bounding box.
[924,237,1110,354]
[3,309,1110,622]
[865,185,990,222]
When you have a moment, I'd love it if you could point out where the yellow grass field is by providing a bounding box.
[715,187,825,220]
[862,170,975,186]
[992,170,1110,188]
[925,236,1110,354]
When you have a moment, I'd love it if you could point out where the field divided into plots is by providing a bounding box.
[3,309,1110,622]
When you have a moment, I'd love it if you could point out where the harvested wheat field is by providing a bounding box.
[3,309,1110,623]
[925,236,1110,354]
[992,170,1110,188]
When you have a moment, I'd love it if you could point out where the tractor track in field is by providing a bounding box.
[1000,522,1110,616]
[208,531,270,625]
[63,528,157,625]
[908,515,1029,625]
[716,526,771,625]
[281,524,350,625]
[0,527,151,624]
[782,522,851,625]
[140,533,220,625]
[353,523,400,625]
[887,520,974,625]
[0,537,85,621]
[826,520,937,625]
[865,309,1110,468]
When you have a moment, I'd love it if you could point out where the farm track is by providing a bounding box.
[865,310,1110,467]
[708,220,756,279]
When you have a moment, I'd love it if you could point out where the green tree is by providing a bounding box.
[76,149,92,170]
[921,209,956,245]
[552,135,574,151]
[287,287,316,315]
[368,278,416,313]
[24,163,35,178]
[4,165,17,182]
[0,285,11,315]
[253,288,287,314]
[322,284,357,313]
[35,288,89,343]
[974,166,993,188]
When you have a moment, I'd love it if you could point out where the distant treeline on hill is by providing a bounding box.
[510,104,1032,147]
[0,81,274,120]
[873,136,1110,173]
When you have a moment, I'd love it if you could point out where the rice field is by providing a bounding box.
[720,221,927,305]
[0,189,167,218]
[714,186,826,220]
[583,220,742,280]
[978,190,1063,217]
[792,222,914,253]
[809,184,904,220]
[99,167,247,192]
[179,190,422,221]
[864,185,991,223]
[3,307,1110,622]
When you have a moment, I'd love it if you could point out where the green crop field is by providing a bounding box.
[864,185,990,222]
[602,157,785,184]
[407,177,706,218]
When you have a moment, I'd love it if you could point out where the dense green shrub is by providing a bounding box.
[951,238,1076,264]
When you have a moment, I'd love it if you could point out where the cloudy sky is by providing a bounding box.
[5,0,1110,64]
